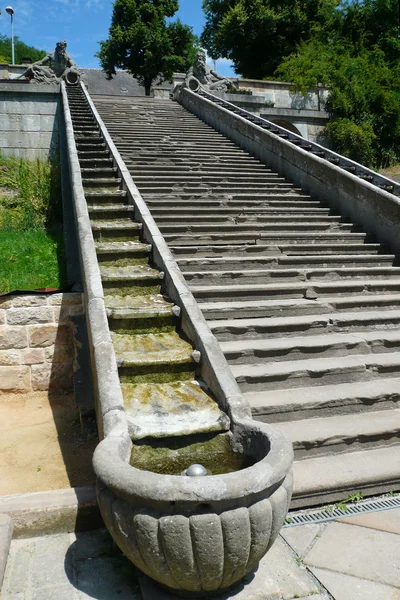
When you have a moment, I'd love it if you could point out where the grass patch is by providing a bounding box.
[0,155,66,293]
[0,229,67,293]
[379,164,400,183]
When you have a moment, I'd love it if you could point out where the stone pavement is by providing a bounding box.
[281,507,400,600]
[0,508,399,599]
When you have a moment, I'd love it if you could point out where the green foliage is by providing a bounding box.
[97,0,199,95]
[0,156,62,231]
[0,34,46,65]
[201,0,323,78]
[277,0,400,166]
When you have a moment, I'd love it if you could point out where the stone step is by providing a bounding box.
[291,444,400,507]
[88,205,134,220]
[104,292,170,312]
[146,198,319,209]
[100,264,161,282]
[85,189,127,201]
[231,351,400,391]
[82,177,121,188]
[112,330,194,369]
[156,214,340,225]
[144,193,311,203]
[159,222,354,234]
[76,137,105,145]
[247,377,400,422]
[220,329,400,364]
[78,150,110,160]
[150,207,330,218]
[166,232,369,246]
[132,174,287,184]
[200,293,400,319]
[129,166,275,175]
[171,243,386,257]
[125,158,267,169]
[191,275,400,302]
[96,240,151,257]
[184,266,400,285]
[81,167,117,178]
[177,254,396,272]
[122,380,230,440]
[90,220,142,240]
[278,408,400,459]
[208,309,400,340]
[79,158,114,168]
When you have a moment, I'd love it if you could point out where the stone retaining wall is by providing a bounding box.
[0,293,84,394]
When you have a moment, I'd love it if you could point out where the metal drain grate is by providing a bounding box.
[284,494,400,527]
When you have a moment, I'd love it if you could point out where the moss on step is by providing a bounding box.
[130,431,255,475]
[101,283,160,296]
[109,315,176,335]
[119,364,195,384]
[98,257,150,267]
[104,292,171,311]
[112,330,193,364]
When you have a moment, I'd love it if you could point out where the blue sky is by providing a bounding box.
[0,0,235,75]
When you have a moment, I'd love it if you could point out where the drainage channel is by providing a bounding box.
[284,493,400,527]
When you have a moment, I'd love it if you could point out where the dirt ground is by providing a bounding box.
[0,391,98,495]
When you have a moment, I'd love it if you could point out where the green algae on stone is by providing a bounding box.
[118,363,195,385]
[130,432,255,475]
[99,257,150,268]
[121,380,230,439]
[112,331,193,365]
[101,283,160,297]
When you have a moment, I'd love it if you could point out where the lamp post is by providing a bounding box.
[5,7,15,65]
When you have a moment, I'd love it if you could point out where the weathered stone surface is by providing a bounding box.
[281,524,322,558]
[9,295,48,308]
[6,307,54,326]
[53,305,84,322]
[0,366,30,392]
[0,327,27,349]
[49,292,83,306]
[310,567,399,600]
[45,344,75,363]
[0,310,5,325]
[0,514,13,590]
[140,536,321,599]
[31,363,73,391]
[23,348,46,365]
[29,324,72,347]
[337,507,400,534]
[0,349,21,366]
[304,522,400,588]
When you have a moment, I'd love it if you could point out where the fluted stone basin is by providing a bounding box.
[93,417,293,597]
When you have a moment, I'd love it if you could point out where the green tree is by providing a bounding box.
[201,0,323,78]
[0,34,46,65]
[277,0,400,166]
[97,0,198,96]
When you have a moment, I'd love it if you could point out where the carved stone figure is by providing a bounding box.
[19,41,80,85]
[184,51,233,93]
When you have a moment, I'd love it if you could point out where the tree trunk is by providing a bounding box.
[144,81,151,96]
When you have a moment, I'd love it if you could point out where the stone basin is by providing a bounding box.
[93,416,293,597]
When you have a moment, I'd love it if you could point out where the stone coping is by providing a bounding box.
[0,82,60,94]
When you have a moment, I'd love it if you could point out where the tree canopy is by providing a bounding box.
[0,35,46,65]
[277,0,400,167]
[97,0,198,95]
[200,0,323,78]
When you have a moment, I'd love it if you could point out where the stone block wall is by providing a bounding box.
[0,293,84,394]
[0,83,61,160]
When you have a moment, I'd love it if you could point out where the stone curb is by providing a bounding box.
[0,486,101,539]
[0,514,13,591]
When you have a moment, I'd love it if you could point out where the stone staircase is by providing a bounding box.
[91,94,400,507]
[65,86,230,442]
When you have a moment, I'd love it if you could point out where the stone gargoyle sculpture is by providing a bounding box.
[19,40,80,86]
[183,50,233,93]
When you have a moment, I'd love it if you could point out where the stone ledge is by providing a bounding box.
[0,486,101,539]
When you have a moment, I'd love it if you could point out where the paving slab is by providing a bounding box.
[310,567,400,600]
[0,529,141,600]
[337,507,400,534]
[140,536,324,600]
[280,524,322,558]
[303,521,400,588]
[0,515,12,590]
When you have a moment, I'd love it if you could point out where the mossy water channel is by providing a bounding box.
[130,432,255,476]
[68,85,230,442]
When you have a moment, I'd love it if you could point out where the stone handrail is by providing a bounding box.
[177,87,400,255]
[194,88,399,196]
